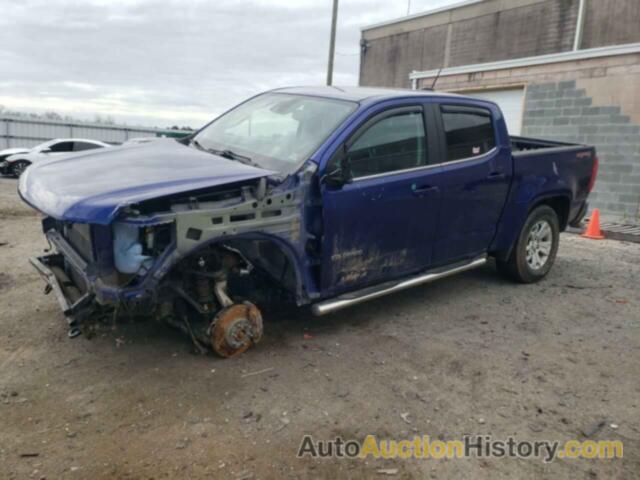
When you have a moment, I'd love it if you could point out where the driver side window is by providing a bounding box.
[346,110,426,179]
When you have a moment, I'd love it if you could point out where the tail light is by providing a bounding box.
[588,155,598,193]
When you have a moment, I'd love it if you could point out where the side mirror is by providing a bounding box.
[41,147,52,154]
[321,146,353,189]
[323,167,348,189]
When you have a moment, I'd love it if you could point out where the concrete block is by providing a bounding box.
[609,115,631,124]
[604,203,627,213]
[578,126,598,134]
[608,164,634,174]
[587,115,615,125]
[598,106,622,115]
[618,194,639,204]
[527,91,548,100]
[599,125,637,134]
[598,173,622,183]
[619,174,640,185]
[563,89,586,99]
[528,82,557,92]
[558,80,576,90]
[562,107,582,116]
[574,98,593,107]
[555,99,575,108]
[570,117,590,126]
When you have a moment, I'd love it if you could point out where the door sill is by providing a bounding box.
[311,255,487,316]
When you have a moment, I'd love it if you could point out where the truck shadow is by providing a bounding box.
[264,261,508,341]
[77,260,534,362]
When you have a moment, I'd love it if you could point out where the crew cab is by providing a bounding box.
[19,87,597,357]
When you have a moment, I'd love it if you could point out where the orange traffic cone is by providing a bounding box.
[582,208,605,240]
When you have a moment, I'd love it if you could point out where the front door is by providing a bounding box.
[320,105,441,294]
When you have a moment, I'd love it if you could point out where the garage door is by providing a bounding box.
[465,88,525,135]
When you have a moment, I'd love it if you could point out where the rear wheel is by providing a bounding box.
[11,160,30,178]
[497,205,560,283]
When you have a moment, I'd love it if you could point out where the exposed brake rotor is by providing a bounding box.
[211,302,263,358]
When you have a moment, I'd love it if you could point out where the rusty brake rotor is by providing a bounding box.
[210,302,263,358]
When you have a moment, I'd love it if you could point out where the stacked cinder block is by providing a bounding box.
[522,80,640,221]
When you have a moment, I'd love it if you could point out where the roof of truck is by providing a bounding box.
[271,86,463,103]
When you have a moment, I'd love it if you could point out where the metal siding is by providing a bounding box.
[0,116,185,149]
[72,126,126,143]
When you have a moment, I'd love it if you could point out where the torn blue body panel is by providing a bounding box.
[18,138,274,224]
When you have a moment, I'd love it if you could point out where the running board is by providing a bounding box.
[311,256,487,316]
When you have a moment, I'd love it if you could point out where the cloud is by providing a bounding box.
[0,0,459,128]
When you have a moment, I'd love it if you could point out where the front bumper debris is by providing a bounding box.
[30,254,95,337]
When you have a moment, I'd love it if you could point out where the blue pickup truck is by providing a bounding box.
[19,87,598,357]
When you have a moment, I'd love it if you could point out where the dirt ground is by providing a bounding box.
[0,177,638,479]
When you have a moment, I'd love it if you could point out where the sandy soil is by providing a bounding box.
[0,177,638,479]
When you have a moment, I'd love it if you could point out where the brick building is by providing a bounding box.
[359,0,640,221]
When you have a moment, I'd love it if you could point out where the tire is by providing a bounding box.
[497,205,560,283]
[11,160,31,178]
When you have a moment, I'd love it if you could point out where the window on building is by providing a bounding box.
[440,105,495,161]
[346,111,426,178]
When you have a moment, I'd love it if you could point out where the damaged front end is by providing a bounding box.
[30,172,315,357]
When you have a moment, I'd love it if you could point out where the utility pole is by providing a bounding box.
[326,0,339,85]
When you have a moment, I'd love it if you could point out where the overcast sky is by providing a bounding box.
[0,0,459,128]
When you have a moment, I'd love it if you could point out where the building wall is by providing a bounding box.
[0,116,186,149]
[360,0,640,88]
[445,0,578,67]
[582,0,640,49]
[523,81,640,220]
[414,53,640,222]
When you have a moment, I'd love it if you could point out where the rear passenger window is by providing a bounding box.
[74,142,102,152]
[440,105,495,161]
[346,111,426,179]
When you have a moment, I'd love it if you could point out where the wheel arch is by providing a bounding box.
[491,191,571,261]
[9,158,31,176]
[161,231,311,304]
[8,157,31,164]
[532,194,571,231]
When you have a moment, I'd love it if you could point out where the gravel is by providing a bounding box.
[0,177,638,478]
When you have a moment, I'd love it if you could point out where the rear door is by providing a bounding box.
[430,103,512,265]
[320,104,442,293]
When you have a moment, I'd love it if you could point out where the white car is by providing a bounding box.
[2,138,110,177]
[122,137,159,146]
[0,147,31,162]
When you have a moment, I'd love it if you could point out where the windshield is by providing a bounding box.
[194,93,357,174]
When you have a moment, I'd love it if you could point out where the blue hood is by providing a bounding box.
[19,139,275,225]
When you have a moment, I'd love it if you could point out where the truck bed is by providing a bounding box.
[505,135,596,230]
[510,135,582,154]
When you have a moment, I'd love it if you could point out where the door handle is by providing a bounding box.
[412,185,439,195]
[486,172,507,180]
